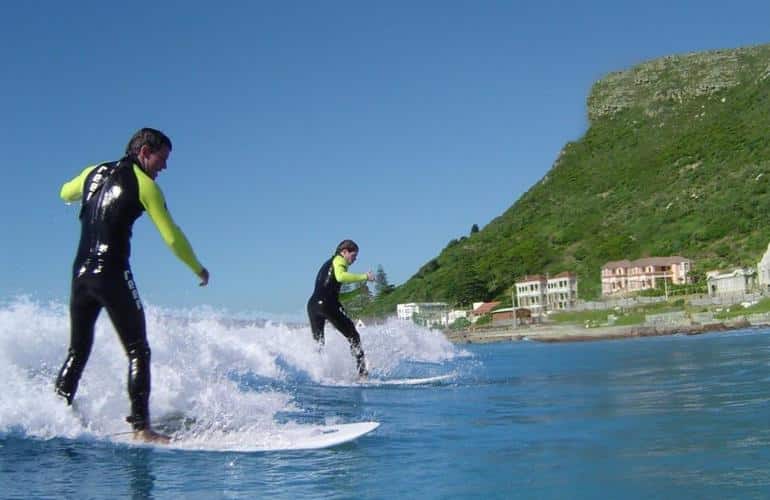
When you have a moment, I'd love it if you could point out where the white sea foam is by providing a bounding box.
[0,296,466,445]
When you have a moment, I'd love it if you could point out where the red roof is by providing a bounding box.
[471,301,501,315]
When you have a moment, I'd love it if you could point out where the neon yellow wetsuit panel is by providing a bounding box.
[133,165,203,274]
[60,166,95,202]
[333,254,368,301]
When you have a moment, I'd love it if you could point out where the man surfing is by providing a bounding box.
[55,128,210,443]
[307,240,375,378]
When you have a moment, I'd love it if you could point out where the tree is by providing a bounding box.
[359,282,372,301]
[470,224,479,235]
[374,265,396,296]
[453,261,487,307]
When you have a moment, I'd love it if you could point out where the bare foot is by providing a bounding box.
[133,428,171,444]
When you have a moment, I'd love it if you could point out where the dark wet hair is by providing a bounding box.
[125,128,172,156]
[335,239,359,255]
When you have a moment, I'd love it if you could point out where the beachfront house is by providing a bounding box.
[706,268,757,297]
[515,273,578,316]
[469,301,500,323]
[491,307,532,325]
[545,272,578,310]
[601,256,691,296]
[515,276,546,316]
[396,302,450,327]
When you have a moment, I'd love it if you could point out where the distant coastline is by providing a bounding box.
[444,317,766,344]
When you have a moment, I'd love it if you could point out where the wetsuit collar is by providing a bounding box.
[120,155,144,174]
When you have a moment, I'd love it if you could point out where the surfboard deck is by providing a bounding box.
[322,373,454,387]
[110,421,380,452]
[363,374,453,386]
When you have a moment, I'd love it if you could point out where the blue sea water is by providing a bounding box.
[2,297,770,499]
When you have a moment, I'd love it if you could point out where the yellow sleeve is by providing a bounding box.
[134,165,204,275]
[60,166,97,202]
[333,255,368,283]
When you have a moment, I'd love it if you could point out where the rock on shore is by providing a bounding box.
[445,318,755,344]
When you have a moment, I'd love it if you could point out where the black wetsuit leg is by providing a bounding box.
[55,279,100,404]
[323,301,367,376]
[56,268,152,430]
[307,297,326,345]
[102,269,151,431]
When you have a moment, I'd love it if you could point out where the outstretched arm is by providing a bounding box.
[333,256,374,300]
[332,255,369,283]
[134,166,208,284]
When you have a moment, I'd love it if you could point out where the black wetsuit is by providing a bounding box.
[307,256,367,376]
[56,158,154,430]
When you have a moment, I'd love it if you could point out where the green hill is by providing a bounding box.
[366,43,770,316]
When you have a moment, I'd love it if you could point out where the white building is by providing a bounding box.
[515,273,578,315]
[447,309,468,324]
[706,268,757,297]
[396,303,420,320]
[545,272,579,310]
[757,242,770,291]
[515,276,547,315]
[396,302,450,327]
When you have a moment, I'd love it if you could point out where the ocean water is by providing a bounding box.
[2,297,770,499]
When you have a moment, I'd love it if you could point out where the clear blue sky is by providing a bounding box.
[1,1,768,319]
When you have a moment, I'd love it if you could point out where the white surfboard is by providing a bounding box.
[364,374,454,386]
[111,421,380,452]
[323,373,454,387]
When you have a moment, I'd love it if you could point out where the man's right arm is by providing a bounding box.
[332,255,368,283]
[60,166,96,202]
[134,166,207,282]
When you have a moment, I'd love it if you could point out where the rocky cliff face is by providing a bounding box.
[587,44,770,122]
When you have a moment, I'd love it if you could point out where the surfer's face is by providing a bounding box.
[341,249,358,264]
[139,144,170,180]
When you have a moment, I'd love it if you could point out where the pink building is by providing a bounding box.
[601,256,691,296]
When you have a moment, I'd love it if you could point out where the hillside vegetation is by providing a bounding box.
[365,43,770,316]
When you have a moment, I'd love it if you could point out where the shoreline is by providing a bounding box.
[444,317,764,344]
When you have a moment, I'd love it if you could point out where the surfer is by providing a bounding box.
[54,128,209,444]
[308,239,375,378]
